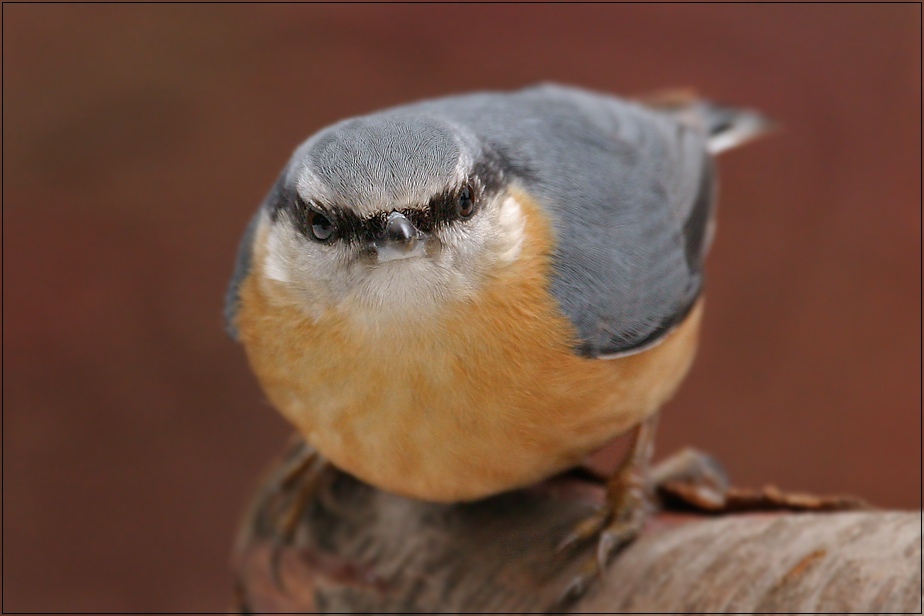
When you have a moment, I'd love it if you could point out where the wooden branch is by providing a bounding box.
[232,449,921,614]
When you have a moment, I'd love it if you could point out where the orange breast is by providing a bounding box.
[235,189,703,502]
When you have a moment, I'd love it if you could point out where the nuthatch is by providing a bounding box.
[226,84,767,597]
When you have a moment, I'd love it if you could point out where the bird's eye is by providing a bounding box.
[307,210,337,242]
[458,184,476,219]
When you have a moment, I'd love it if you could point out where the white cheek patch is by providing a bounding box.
[263,225,295,284]
[258,221,343,323]
[491,194,526,265]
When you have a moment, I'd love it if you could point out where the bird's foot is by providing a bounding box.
[553,418,730,610]
[650,447,730,511]
[555,459,651,608]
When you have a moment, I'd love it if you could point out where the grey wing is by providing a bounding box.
[544,108,716,359]
[543,89,766,357]
[514,86,765,357]
[421,85,726,357]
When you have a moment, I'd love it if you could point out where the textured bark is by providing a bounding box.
[233,452,921,614]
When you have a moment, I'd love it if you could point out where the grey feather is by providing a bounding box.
[294,115,466,214]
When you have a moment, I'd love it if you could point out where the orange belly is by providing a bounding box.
[236,189,703,502]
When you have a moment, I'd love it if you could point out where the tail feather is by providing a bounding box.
[637,88,774,154]
[700,104,774,155]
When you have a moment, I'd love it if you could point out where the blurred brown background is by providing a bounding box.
[3,4,920,612]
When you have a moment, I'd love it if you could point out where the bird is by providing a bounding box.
[225,83,768,601]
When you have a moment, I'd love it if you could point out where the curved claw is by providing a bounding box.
[552,414,659,607]
[650,447,731,511]
[596,519,644,571]
[556,508,608,553]
[553,558,601,612]
[556,575,589,610]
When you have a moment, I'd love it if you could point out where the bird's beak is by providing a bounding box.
[372,212,428,263]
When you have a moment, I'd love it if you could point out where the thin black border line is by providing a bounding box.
[3,2,7,614]
[239,607,922,614]
[1,1,921,615]
[0,611,920,615]
[0,1,922,5]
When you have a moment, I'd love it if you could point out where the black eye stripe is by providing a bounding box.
[425,182,481,227]
[291,196,339,242]
[288,184,486,244]
[282,161,513,243]
[307,210,336,242]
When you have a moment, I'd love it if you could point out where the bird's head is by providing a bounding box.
[256,112,529,323]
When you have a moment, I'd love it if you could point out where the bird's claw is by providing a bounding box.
[553,472,650,610]
[555,556,603,611]
[650,447,730,511]
[595,511,646,569]
[555,509,608,553]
